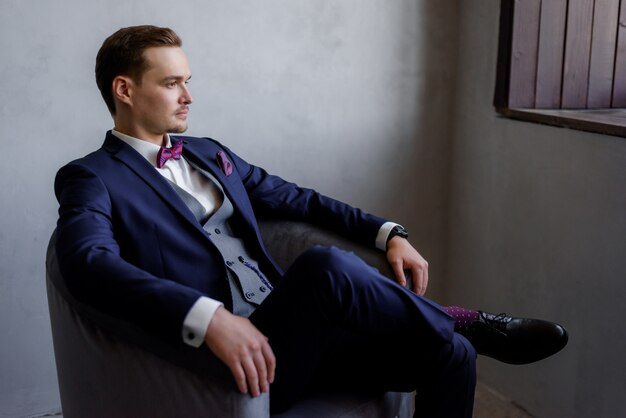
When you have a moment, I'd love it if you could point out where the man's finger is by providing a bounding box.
[252,348,269,393]
[411,264,424,295]
[262,341,276,384]
[241,356,260,397]
[413,266,428,296]
[412,265,421,294]
[391,260,407,287]
[231,363,248,394]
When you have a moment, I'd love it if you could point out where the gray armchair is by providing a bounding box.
[46,219,414,417]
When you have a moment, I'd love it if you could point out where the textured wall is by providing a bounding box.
[445,2,626,417]
[0,1,458,415]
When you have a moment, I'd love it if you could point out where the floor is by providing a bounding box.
[474,381,533,418]
[32,381,533,417]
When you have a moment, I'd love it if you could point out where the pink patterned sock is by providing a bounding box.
[443,306,480,332]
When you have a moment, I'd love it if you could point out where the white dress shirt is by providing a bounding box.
[111,129,399,347]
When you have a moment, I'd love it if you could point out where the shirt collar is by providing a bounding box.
[111,129,172,167]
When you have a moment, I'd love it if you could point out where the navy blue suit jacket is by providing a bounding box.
[54,131,388,343]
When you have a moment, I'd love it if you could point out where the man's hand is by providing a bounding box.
[386,236,429,295]
[204,307,275,397]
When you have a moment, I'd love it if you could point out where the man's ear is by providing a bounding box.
[112,75,134,108]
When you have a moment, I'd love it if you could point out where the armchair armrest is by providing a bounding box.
[258,219,393,278]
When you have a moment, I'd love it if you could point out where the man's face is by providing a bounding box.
[128,46,193,141]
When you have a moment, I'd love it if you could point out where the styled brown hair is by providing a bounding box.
[95,25,182,115]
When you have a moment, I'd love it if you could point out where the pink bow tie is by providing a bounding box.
[156,139,184,168]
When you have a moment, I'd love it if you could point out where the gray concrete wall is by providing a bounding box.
[444,2,626,417]
[0,1,458,416]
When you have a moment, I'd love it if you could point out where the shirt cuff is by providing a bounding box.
[182,296,223,347]
[376,221,401,251]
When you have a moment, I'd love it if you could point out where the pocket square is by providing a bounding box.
[216,150,233,176]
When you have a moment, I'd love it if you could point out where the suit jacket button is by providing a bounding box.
[226,261,234,267]
[259,286,266,292]
[215,228,221,234]
[245,292,255,299]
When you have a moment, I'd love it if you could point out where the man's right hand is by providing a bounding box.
[204,306,275,397]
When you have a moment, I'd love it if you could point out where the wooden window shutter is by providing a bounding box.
[495,0,625,110]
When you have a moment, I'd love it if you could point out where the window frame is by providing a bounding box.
[494,0,626,139]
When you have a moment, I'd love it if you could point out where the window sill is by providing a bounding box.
[496,108,626,139]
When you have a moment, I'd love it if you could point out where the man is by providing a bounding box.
[54,25,567,417]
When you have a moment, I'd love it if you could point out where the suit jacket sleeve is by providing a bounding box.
[218,143,389,248]
[54,163,209,345]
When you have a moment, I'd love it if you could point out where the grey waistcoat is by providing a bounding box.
[166,163,272,317]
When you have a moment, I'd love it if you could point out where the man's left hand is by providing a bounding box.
[386,236,429,295]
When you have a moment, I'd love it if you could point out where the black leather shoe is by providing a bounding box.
[462,311,569,365]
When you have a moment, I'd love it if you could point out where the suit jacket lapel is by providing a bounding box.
[102,133,204,231]
[178,138,228,187]
[178,137,253,227]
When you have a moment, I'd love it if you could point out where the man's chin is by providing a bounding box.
[169,124,188,134]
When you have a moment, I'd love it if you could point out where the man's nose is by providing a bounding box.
[181,86,193,104]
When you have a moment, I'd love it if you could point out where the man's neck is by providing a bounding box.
[113,122,166,146]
